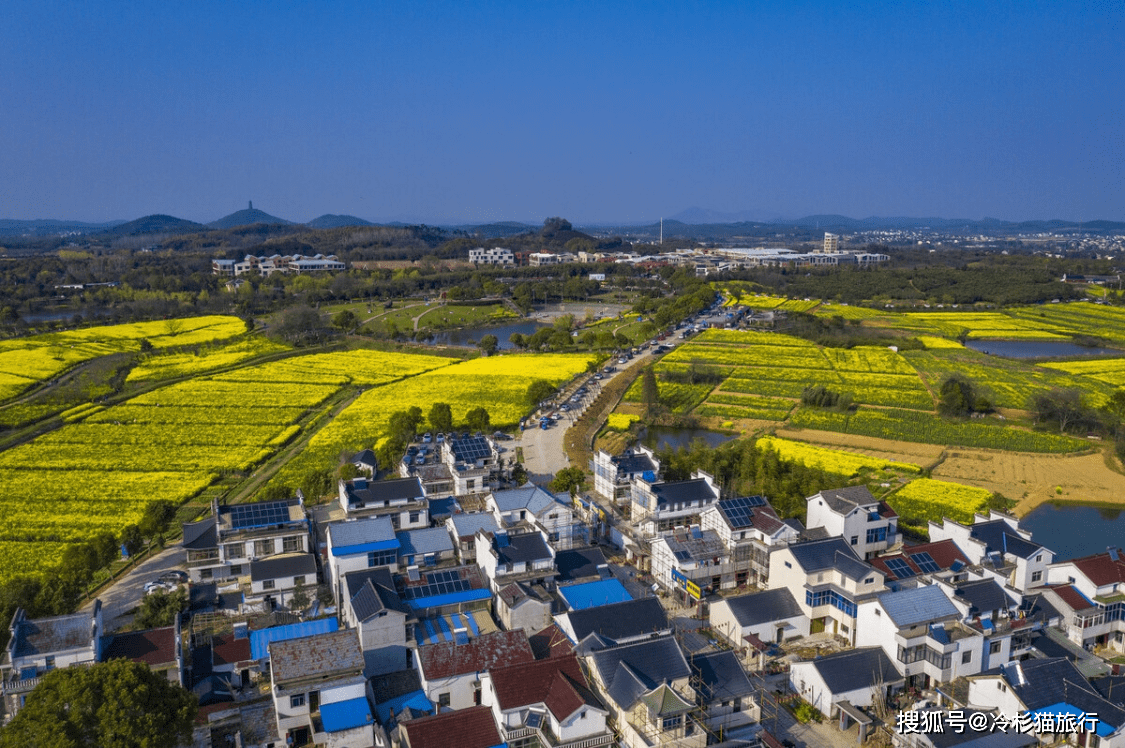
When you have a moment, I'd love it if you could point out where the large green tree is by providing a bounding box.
[526,379,557,408]
[0,659,197,748]
[428,402,453,433]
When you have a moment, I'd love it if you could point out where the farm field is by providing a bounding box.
[773,428,946,465]
[414,303,517,330]
[127,336,290,382]
[757,435,920,476]
[0,347,455,582]
[885,478,995,535]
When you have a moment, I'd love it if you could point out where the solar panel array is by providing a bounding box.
[403,569,474,600]
[718,495,768,528]
[911,552,941,573]
[452,437,492,463]
[228,502,290,530]
[884,558,915,579]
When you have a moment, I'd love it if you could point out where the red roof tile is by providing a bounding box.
[417,629,533,680]
[1070,549,1125,588]
[102,626,177,668]
[402,705,502,748]
[488,654,601,720]
[871,539,969,580]
[529,623,574,660]
[212,634,252,666]
[877,500,899,519]
[1050,584,1097,612]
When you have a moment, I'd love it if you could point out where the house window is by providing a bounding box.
[409,511,420,524]
[438,693,450,709]
[989,641,1002,654]
[367,549,396,567]
[549,513,558,520]
[290,693,306,709]
[784,561,792,569]
[225,543,246,559]
[733,698,741,711]
[661,715,682,732]
[865,577,874,584]
[200,568,213,580]
[850,536,858,546]
[282,535,302,554]
[549,532,560,542]
[263,580,275,590]
[229,564,243,576]
[44,656,55,670]
[962,651,972,664]
[1035,554,1042,563]
[866,527,887,544]
[253,539,273,557]
[1031,571,1042,583]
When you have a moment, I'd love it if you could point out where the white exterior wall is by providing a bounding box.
[805,501,846,539]
[1047,561,1105,599]
[709,599,809,648]
[1013,550,1053,592]
[790,662,886,715]
[854,600,900,660]
[965,674,1024,714]
[553,704,608,742]
[419,670,478,711]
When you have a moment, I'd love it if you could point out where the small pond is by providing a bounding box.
[964,340,1122,359]
[419,321,548,349]
[640,426,734,451]
[1019,503,1125,559]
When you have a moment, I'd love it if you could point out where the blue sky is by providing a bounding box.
[2,1,1122,224]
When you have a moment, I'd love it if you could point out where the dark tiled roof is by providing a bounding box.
[400,706,502,748]
[566,597,669,644]
[495,532,552,564]
[968,520,1044,560]
[183,517,217,550]
[211,633,252,666]
[396,527,454,556]
[722,588,803,627]
[916,709,1038,748]
[813,486,876,514]
[269,630,364,683]
[101,626,177,667]
[650,477,718,508]
[952,579,1015,616]
[1091,675,1125,706]
[614,451,657,475]
[417,630,533,679]
[1070,549,1125,588]
[489,654,602,720]
[788,537,872,579]
[249,552,316,582]
[690,650,755,701]
[555,546,608,582]
[12,610,95,658]
[804,647,903,694]
[877,585,960,628]
[343,567,409,620]
[345,476,424,504]
[1005,658,1125,727]
[588,635,691,710]
[369,667,423,704]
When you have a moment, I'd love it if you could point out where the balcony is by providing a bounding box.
[500,723,615,748]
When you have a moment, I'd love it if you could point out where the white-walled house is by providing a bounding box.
[446,513,500,563]
[415,629,534,711]
[700,495,799,588]
[325,516,400,602]
[789,647,904,718]
[768,536,885,644]
[591,446,659,505]
[1046,547,1125,654]
[481,654,612,748]
[805,486,900,560]
[630,470,719,539]
[710,588,809,651]
[183,496,309,583]
[475,528,557,593]
[339,567,414,676]
[248,553,317,609]
[929,512,1053,593]
[487,484,578,550]
[338,476,429,529]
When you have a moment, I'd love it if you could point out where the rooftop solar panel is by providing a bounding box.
[884,558,915,579]
[912,552,941,574]
[718,495,769,528]
[228,502,291,530]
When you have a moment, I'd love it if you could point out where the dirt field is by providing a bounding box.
[933,448,1125,516]
[775,428,946,466]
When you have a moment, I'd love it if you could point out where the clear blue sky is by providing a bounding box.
[2,1,1122,224]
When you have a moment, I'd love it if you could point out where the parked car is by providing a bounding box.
[159,570,188,585]
[422,432,432,443]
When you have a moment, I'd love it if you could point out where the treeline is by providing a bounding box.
[651,437,864,521]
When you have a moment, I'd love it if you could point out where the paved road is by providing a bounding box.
[81,545,186,633]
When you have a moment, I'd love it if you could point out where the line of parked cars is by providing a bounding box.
[143,570,188,595]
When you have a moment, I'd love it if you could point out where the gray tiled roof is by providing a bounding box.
[566,597,669,644]
[12,610,96,659]
[327,516,396,548]
[722,588,803,627]
[269,630,364,683]
[689,650,756,702]
[788,537,872,580]
[968,520,1045,560]
[555,547,609,582]
[495,532,552,564]
[661,528,726,562]
[249,553,316,582]
[344,567,409,621]
[345,476,424,504]
[812,486,876,514]
[397,527,454,556]
[491,484,557,515]
[877,585,960,628]
[588,635,691,710]
[182,517,217,550]
[805,647,903,694]
[952,579,1015,616]
[612,451,656,476]
[449,513,499,540]
[1004,658,1125,727]
[650,478,718,508]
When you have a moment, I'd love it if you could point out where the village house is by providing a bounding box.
[183,496,310,583]
[805,486,900,560]
[929,511,1053,593]
[415,629,534,711]
[338,476,429,529]
[700,495,800,588]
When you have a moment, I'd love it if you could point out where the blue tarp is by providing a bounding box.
[250,618,339,660]
[331,539,400,556]
[375,690,433,725]
[1027,703,1115,737]
[405,588,492,610]
[464,611,481,636]
[559,579,632,610]
[436,616,453,642]
[320,697,374,733]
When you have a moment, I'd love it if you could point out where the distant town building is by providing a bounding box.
[823,232,839,253]
[211,254,345,276]
[468,247,515,266]
[528,252,561,267]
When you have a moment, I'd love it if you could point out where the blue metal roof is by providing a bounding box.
[405,587,492,611]
[375,690,433,724]
[320,697,374,733]
[559,579,633,610]
[250,618,339,660]
[1028,703,1114,737]
[333,538,400,556]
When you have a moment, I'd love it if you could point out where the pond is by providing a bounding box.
[640,426,735,452]
[419,321,548,349]
[964,340,1122,359]
[1019,502,1125,559]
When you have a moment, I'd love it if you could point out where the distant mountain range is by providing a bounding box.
[1,208,1122,239]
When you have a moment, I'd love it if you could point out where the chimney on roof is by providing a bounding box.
[249,200,253,210]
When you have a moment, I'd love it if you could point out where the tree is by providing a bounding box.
[526,379,557,408]
[478,334,499,356]
[90,531,119,568]
[120,524,144,557]
[138,500,175,539]
[549,467,587,496]
[428,402,453,434]
[332,309,360,333]
[0,659,197,748]
[134,587,188,629]
[641,366,659,410]
[509,332,527,350]
[1033,388,1091,434]
[540,217,572,237]
[938,375,975,417]
[272,305,330,346]
[465,406,491,432]
[289,578,311,612]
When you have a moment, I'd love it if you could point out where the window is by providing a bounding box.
[864,577,874,584]
[850,536,858,546]
[874,609,881,616]
[1035,554,1042,563]
[282,535,302,554]
[44,656,55,670]
[548,532,560,542]
[229,564,243,576]
[409,511,420,524]
[438,693,450,708]
[549,513,558,520]
[367,549,396,567]
[200,568,213,580]
[290,693,306,709]
[962,651,972,664]
[1031,571,1042,583]
[989,640,1002,654]
[784,561,792,569]
[806,589,857,617]
[661,715,683,732]
[866,527,887,545]
[254,539,273,557]
[263,580,275,590]
[225,543,246,559]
